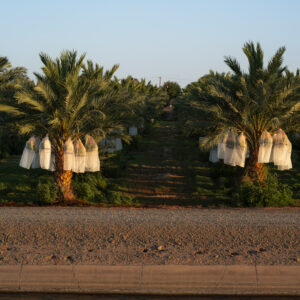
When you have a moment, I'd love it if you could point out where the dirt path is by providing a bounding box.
[121,111,195,204]
[0,207,299,265]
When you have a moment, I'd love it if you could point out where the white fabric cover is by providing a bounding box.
[277,139,292,170]
[217,133,228,160]
[39,135,51,170]
[63,138,75,171]
[73,139,86,173]
[20,136,36,169]
[85,135,100,172]
[269,133,277,163]
[258,131,273,163]
[106,139,116,153]
[277,134,292,171]
[230,132,247,168]
[129,126,138,136]
[31,137,41,169]
[209,147,219,163]
[106,138,123,153]
[272,129,289,167]
[115,138,123,151]
[48,152,55,172]
[224,131,236,166]
[100,138,123,153]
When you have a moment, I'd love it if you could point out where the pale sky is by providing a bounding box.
[2,0,300,87]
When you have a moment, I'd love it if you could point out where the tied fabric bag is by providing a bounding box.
[278,139,292,170]
[73,139,86,173]
[104,138,123,153]
[129,126,138,136]
[231,132,247,168]
[31,137,41,169]
[115,138,123,151]
[209,147,219,163]
[106,138,116,153]
[272,129,289,167]
[269,132,277,163]
[224,131,236,166]
[85,135,100,172]
[64,138,75,171]
[39,135,52,170]
[20,136,36,169]
[258,131,273,163]
[48,151,55,172]
[217,133,228,160]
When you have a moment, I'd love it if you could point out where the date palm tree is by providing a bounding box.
[177,42,300,182]
[0,50,121,201]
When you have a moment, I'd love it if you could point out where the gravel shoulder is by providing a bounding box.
[0,207,299,265]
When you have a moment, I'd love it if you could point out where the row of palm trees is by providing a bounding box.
[0,51,168,201]
[1,42,300,201]
[175,42,300,182]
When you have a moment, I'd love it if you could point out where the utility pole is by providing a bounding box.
[158,76,162,87]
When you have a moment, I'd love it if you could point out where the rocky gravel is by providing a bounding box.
[0,207,299,265]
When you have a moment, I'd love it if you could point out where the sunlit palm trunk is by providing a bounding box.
[53,144,74,202]
[244,143,266,183]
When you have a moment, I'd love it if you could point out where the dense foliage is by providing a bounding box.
[175,42,300,182]
[0,57,31,158]
[165,81,181,101]
[0,51,167,202]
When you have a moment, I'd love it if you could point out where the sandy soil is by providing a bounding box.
[0,207,299,265]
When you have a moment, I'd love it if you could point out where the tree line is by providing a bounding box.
[0,51,168,201]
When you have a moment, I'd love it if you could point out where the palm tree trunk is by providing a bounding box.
[53,147,75,202]
[244,146,266,182]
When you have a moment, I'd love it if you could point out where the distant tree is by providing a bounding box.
[165,81,181,101]
[0,56,31,156]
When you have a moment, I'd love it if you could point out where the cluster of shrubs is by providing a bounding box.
[72,173,133,205]
[36,173,133,205]
[234,172,294,207]
[208,162,295,207]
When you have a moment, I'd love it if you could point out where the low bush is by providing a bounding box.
[235,172,294,207]
[74,182,95,201]
[37,177,58,204]
[0,182,7,191]
[106,190,133,205]
[72,172,132,205]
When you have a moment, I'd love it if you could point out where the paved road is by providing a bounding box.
[0,207,299,265]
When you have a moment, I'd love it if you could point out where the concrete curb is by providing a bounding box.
[0,265,300,295]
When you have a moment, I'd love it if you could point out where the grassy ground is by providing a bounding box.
[0,157,51,205]
[104,117,300,207]
[0,116,299,206]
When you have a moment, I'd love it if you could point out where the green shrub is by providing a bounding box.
[107,191,133,205]
[72,174,96,201]
[72,173,132,204]
[74,182,95,201]
[95,173,108,190]
[94,191,107,203]
[216,176,228,188]
[129,135,143,151]
[0,182,7,191]
[235,173,294,207]
[195,187,213,194]
[37,177,58,204]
